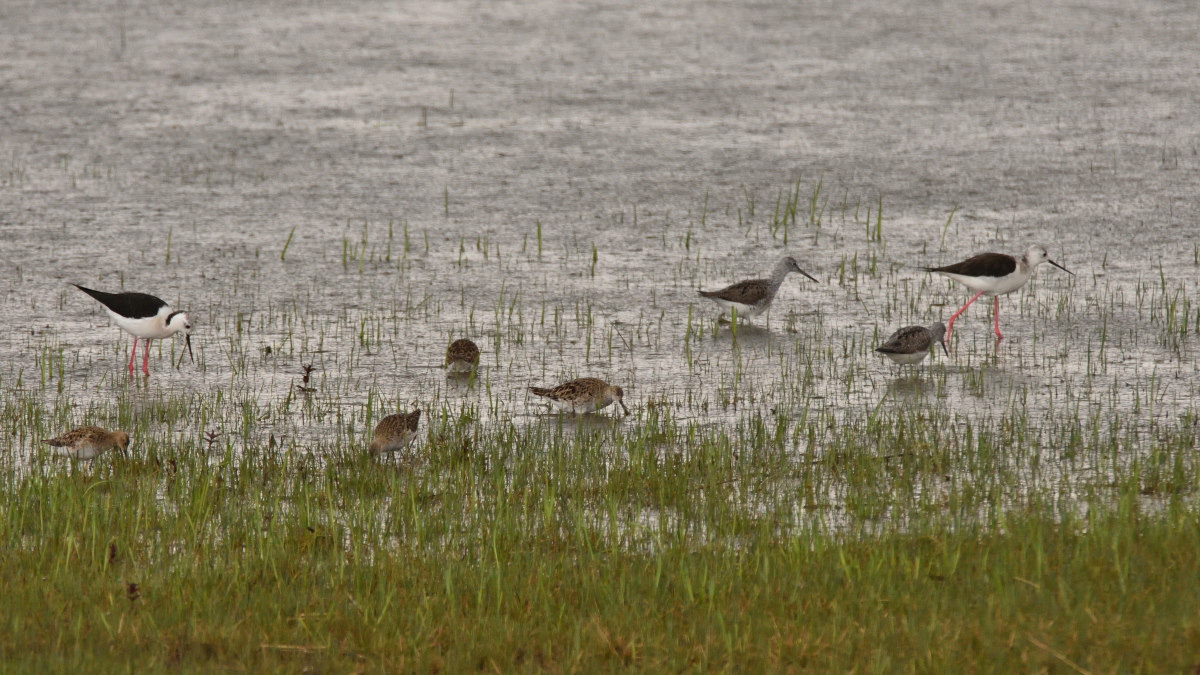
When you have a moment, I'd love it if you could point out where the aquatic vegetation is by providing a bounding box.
[3,0,1199,666]
[2,178,1197,670]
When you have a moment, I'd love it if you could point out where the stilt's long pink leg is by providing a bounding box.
[127,338,138,374]
[992,296,1003,340]
[944,290,985,340]
[141,339,152,376]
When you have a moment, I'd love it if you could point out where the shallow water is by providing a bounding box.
[1,0,1197,512]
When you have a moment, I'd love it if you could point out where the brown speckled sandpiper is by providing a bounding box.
[44,426,130,460]
[445,338,480,375]
[529,377,629,415]
[368,409,422,454]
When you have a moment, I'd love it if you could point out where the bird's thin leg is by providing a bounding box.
[141,340,152,376]
[992,296,1003,341]
[127,338,138,374]
[945,291,985,340]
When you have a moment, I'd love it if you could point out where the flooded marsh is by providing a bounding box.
[1,0,1199,670]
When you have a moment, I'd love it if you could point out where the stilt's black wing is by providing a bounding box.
[923,253,1016,278]
[73,285,167,319]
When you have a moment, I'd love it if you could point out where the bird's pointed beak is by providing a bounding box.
[619,400,630,416]
[800,270,819,283]
[1049,259,1074,275]
[938,339,949,357]
[176,334,195,368]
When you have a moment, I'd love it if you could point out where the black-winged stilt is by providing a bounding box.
[73,284,194,375]
[923,245,1073,341]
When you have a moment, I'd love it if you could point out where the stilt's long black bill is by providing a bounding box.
[1049,259,1074,275]
[176,334,195,368]
[939,340,949,357]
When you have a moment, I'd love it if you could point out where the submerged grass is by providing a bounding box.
[1,387,1198,671]
[1,418,1198,671]
[3,181,1198,670]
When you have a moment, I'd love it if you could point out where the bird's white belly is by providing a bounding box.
[940,272,1028,296]
[553,397,609,413]
[709,298,766,316]
[376,431,417,454]
[883,351,929,365]
[109,310,171,339]
[52,445,104,460]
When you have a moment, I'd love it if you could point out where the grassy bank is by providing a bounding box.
[2,398,1196,672]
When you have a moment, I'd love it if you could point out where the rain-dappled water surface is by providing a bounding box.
[6,203,1197,512]
[2,0,1198,533]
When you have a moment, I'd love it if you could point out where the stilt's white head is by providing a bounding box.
[1023,245,1074,275]
[166,311,195,366]
[166,310,192,335]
